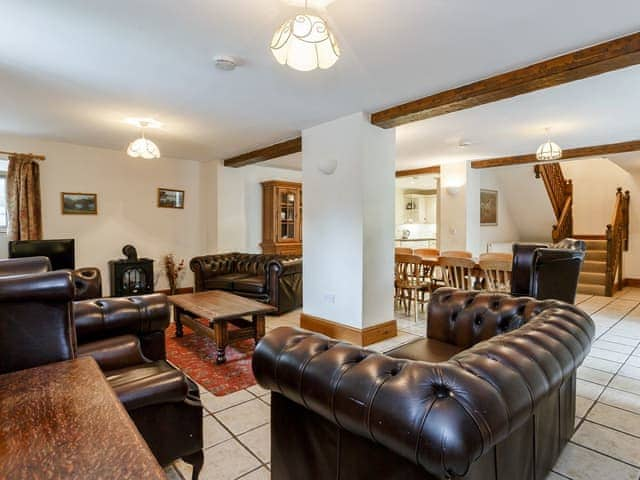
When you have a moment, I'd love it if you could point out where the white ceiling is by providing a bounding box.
[0,0,639,163]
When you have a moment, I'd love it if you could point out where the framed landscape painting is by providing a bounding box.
[480,189,498,226]
[61,192,97,215]
[158,188,185,209]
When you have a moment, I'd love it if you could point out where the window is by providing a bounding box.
[0,172,6,232]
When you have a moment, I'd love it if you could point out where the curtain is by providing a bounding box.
[7,155,42,241]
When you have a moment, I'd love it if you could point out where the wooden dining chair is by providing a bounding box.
[395,254,431,321]
[479,258,512,292]
[440,250,473,259]
[439,256,477,290]
[395,247,413,255]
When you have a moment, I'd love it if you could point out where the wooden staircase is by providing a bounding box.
[535,164,630,297]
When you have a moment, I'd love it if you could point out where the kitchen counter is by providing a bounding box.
[395,238,437,242]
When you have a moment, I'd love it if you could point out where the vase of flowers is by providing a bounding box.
[164,254,185,295]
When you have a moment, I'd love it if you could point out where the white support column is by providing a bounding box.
[301,112,396,342]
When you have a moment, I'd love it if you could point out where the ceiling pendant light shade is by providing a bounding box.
[271,13,340,71]
[127,135,160,159]
[536,139,563,161]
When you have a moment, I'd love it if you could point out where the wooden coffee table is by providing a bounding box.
[169,290,276,364]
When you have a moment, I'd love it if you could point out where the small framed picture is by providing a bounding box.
[61,192,98,215]
[158,188,185,209]
[480,189,498,226]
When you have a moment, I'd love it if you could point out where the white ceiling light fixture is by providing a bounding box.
[127,119,161,159]
[536,128,563,161]
[270,0,340,72]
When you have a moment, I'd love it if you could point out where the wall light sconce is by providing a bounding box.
[446,185,461,196]
[317,157,338,175]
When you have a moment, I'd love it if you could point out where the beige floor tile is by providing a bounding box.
[203,415,232,448]
[596,338,638,352]
[576,396,595,418]
[545,472,565,480]
[610,375,640,395]
[626,356,640,367]
[259,392,271,405]
[588,347,629,364]
[247,384,270,397]
[572,421,640,467]
[176,439,260,480]
[239,467,271,480]
[164,465,182,480]
[582,356,622,374]
[554,442,639,480]
[238,424,270,463]
[619,364,640,380]
[216,398,270,435]
[577,366,614,386]
[600,387,640,415]
[587,402,640,437]
[201,389,255,414]
[576,379,604,400]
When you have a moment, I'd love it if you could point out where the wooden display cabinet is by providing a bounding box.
[261,181,302,255]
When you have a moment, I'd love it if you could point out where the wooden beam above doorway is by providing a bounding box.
[395,166,440,177]
[470,139,640,169]
[371,32,640,129]
[223,137,302,167]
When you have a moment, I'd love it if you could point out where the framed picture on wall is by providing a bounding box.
[61,192,98,215]
[157,188,185,209]
[480,189,498,226]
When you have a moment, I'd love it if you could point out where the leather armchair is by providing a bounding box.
[252,288,594,480]
[0,270,76,374]
[511,238,586,303]
[0,256,51,277]
[190,253,302,314]
[74,295,204,478]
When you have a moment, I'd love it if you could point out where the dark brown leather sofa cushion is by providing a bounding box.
[234,275,267,294]
[205,273,251,291]
[387,337,464,362]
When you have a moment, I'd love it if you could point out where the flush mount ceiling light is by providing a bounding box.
[270,0,340,72]
[536,128,563,161]
[126,119,161,159]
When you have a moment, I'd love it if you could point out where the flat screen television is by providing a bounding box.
[9,239,75,270]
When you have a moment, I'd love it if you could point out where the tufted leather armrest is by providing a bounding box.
[190,253,240,291]
[71,267,103,300]
[253,300,594,478]
[73,293,170,345]
[267,258,302,278]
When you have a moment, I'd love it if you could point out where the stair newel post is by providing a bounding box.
[624,190,630,252]
[605,224,614,297]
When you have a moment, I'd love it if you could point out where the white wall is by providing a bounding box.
[562,158,639,278]
[0,134,204,291]
[215,162,302,253]
[466,167,520,256]
[303,112,394,329]
[439,161,468,251]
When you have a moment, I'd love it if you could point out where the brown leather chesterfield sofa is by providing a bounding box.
[0,259,204,479]
[190,253,302,314]
[253,288,594,480]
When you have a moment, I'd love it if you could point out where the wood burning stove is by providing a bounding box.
[109,245,154,297]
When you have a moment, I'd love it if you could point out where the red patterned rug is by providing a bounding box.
[166,321,257,396]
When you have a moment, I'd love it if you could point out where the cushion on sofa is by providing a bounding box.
[204,273,251,290]
[233,275,267,294]
[386,337,464,362]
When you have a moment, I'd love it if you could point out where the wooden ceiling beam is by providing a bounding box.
[470,139,640,169]
[371,32,640,129]
[395,166,440,177]
[223,137,302,167]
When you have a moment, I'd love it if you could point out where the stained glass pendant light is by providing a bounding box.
[270,0,340,72]
[536,128,563,161]
[127,120,161,159]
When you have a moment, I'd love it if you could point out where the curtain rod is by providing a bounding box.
[0,150,45,161]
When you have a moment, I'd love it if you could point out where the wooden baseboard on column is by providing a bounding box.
[300,313,397,346]
[623,278,640,288]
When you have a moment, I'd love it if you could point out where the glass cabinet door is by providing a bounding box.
[277,188,299,242]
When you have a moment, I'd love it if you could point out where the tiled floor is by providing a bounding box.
[166,289,640,480]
